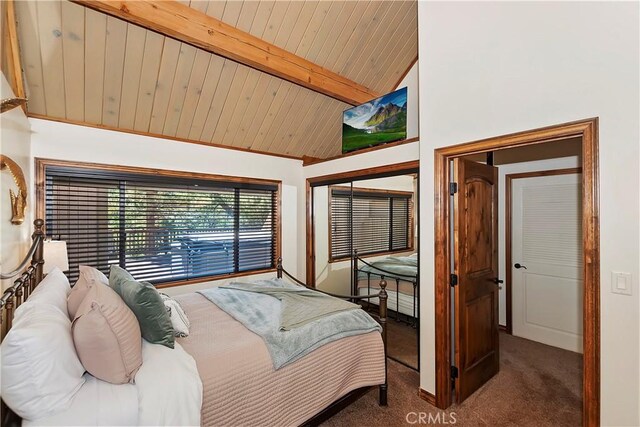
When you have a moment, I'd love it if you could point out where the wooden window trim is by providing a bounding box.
[327,185,415,263]
[35,158,282,287]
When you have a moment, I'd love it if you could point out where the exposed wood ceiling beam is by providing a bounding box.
[71,0,381,106]
[2,0,26,111]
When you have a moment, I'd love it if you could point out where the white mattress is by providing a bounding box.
[22,374,138,426]
[23,341,202,426]
[358,286,418,318]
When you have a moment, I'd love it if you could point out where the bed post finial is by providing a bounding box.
[352,249,359,295]
[276,257,283,279]
[33,219,45,285]
[378,277,388,406]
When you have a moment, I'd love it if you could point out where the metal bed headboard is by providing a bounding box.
[0,219,47,426]
[0,219,46,337]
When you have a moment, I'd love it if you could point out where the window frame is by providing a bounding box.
[327,185,414,263]
[36,158,282,288]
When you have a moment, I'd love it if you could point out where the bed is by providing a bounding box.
[0,220,389,427]
[353,251,419,325]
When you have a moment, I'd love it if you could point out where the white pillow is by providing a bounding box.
[14,267,71,320]
[160,294,190,337]
[1,303,85,420]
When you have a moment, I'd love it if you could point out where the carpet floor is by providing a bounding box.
[321,333,582,426]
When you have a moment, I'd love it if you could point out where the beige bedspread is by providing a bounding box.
[175,292,385,427]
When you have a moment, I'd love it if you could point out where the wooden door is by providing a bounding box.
[453,158,499,403]
[512,173,583,352]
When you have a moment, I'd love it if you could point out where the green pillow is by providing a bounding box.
[109,265,175,348]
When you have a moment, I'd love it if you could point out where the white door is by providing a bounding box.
[511,173,583,353]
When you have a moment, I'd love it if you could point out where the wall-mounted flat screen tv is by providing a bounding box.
[342,87,407,153]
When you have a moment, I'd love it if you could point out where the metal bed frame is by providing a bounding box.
[0,219,46,427]
[351,249,419,371]
[276,257,389,423]
[351,250,418,326]
[0,223,389,427]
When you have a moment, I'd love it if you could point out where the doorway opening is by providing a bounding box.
[433,119,599,426]
[307,161,420,371]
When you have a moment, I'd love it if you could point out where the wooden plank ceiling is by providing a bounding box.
[14,0,418,159]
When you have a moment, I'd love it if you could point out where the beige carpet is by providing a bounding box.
[321,333,582,426]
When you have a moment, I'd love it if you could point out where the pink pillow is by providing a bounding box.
[67,265,109,319]
[72,282,142,384]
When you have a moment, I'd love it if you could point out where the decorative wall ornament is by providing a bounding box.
[0,155,27,225]
[0,97,27,114]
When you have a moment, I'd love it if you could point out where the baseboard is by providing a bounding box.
[418,388,436,406]
[499,324,507,332]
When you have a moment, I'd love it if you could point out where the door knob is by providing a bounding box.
[488,278,504,290]
[514,263,527,269]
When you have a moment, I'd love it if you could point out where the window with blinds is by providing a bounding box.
[329,187,413,261]
[44,164,279,285]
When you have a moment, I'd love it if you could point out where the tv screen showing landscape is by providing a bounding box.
[342,87,407,153]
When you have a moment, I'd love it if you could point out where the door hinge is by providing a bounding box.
[451,366,459,379]
[449,182,458,195]
[450,273,458,287]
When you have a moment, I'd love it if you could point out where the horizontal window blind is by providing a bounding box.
[330,188,412,260]
[45,166,278,284]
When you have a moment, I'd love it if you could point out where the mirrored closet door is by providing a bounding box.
[311,173,419,370]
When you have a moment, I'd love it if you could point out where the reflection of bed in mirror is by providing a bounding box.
[352,251,418,326]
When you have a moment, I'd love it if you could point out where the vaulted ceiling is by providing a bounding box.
[12,1,417,159]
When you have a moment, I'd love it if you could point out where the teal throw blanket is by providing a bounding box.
[358,254,418,280]
[198,278,381,369]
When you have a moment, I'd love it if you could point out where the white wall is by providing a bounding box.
[304,141,419,179]
[314,175,416,294]
[332,175,415,193]
[0,74,32,290]
[418,2,639,425]
[29,118,305,295]
[396,62,419,139]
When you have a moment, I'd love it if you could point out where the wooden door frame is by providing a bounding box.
[504,167,583,334]
[434,118,600,426]
[306,160,419,287]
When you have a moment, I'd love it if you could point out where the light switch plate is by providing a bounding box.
[611,272,632,296]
